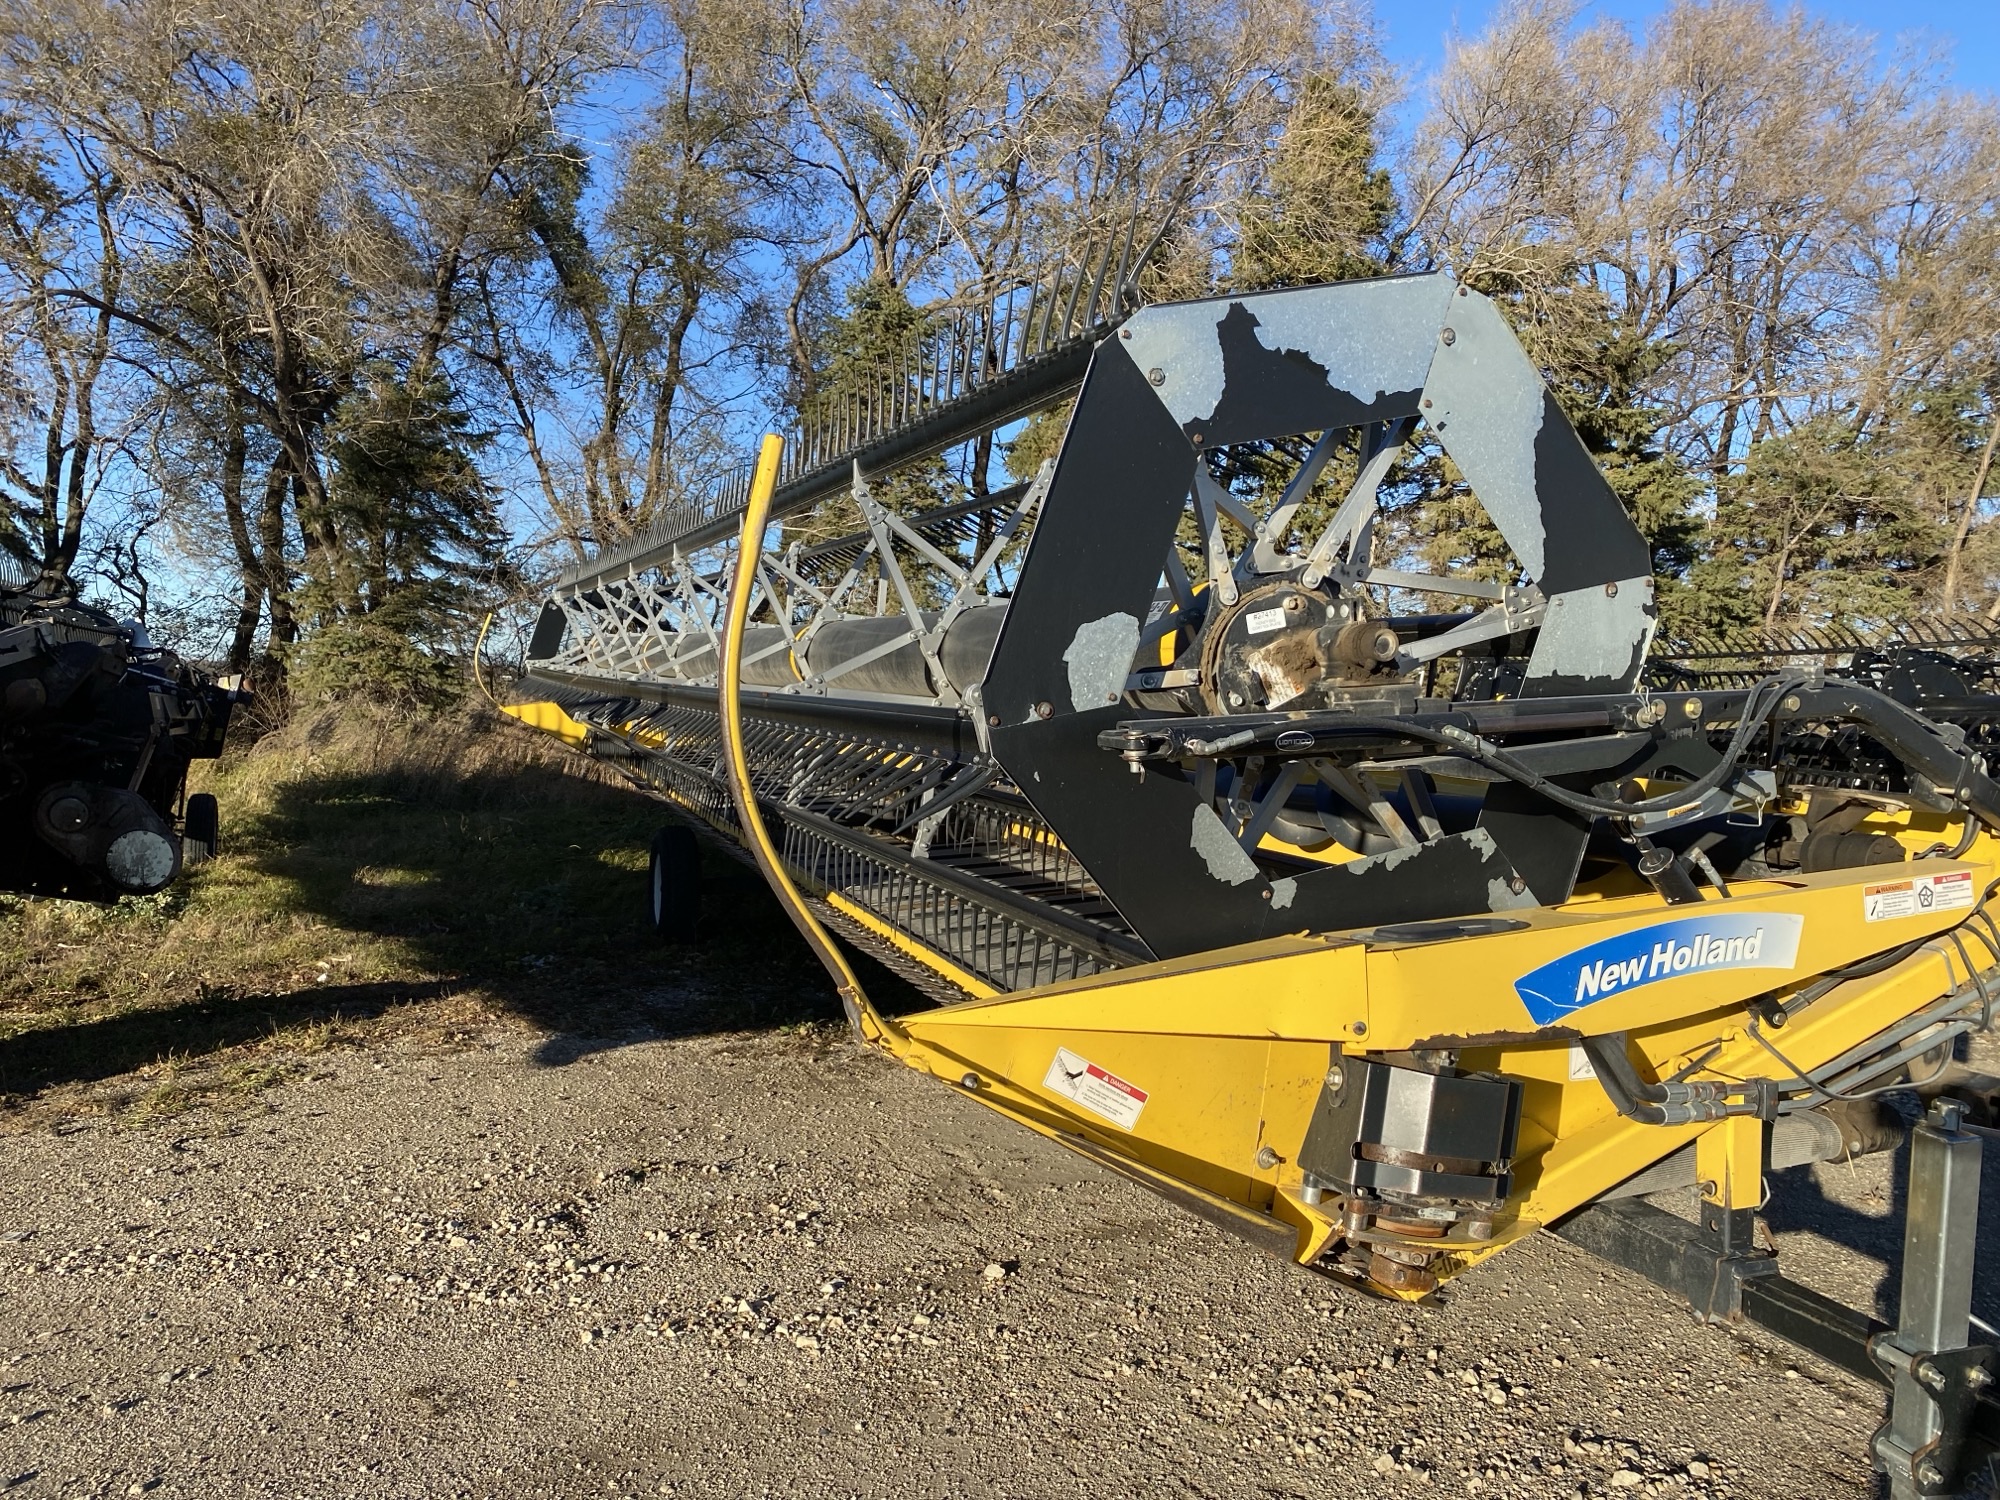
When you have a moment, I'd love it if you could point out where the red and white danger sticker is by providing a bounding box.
[1863,869,1976,922]
[1043,1047,1148,1130]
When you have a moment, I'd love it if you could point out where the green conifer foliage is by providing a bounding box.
[287,368,505,706]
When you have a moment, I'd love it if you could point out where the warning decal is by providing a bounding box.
[1043,1047,1148,1131]
[1863,869,1976,922]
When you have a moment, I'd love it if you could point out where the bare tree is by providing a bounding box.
[0,122,135,587]
[1399,0,1958,473]
[0,0,614,661]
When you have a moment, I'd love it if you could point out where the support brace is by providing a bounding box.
[1555,1102,1997,1496]
[1872,1100,1995,1500]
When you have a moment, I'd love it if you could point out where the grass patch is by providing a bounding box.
[0,701,845,1128]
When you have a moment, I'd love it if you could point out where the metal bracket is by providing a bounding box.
[1558,1100,1996,1497]
[1871,1099,1990,1500]
[1871,1344,1999,1496]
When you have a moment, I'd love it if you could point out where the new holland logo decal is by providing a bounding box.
[1512,913,1806,1027]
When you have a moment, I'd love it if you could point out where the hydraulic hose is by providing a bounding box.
[719,433,904,1050]
[1176,669,2000,833]
[1578,1032,1776,1126]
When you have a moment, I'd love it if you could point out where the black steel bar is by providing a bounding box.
[565,331,1090,587]
[518,668,977,757]
[1555,1199,2000,1468]
[1737,1275,1890,1386]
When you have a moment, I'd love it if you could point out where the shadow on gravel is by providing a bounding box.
[3,734,943,1112]
[232,761,910,1061]
[0,979,454,1097]
[1762,1106,2000,1329]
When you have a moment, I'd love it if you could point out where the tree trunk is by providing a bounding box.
[1944,411,2000,611]
[1764,545,1793,628]
[219,412,263,670]
[258,453,297,651]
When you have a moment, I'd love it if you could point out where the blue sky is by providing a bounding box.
[1377,0,2000,96]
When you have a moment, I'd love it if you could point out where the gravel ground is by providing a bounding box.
[1,1014,1995,1500]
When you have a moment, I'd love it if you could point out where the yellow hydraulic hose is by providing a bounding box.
[473,611,500,705]
[474,609,593,747]
[720,434,905,1049]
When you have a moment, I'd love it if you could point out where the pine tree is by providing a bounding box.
[287,367,505,705]
[1231,77,1396,292]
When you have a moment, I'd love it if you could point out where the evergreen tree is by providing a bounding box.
[287,367,505,705]
[1231,77,1396,292]
[1692,389,1986,634]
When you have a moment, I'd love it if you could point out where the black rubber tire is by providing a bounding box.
[648,824,701,942]
[182,792,219,866]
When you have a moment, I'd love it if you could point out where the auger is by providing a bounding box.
[504,265,2000,1495]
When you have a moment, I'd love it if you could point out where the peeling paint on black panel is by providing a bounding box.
[1528,389,1652,594]
[1521,579,1656,696]
[1189,803,1263,885]
[1118,274,1448,446]
[981,342,1193,726]
[1196,304,1423,447]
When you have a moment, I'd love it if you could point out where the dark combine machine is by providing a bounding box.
[504,266,2000,1496]
[1,566,237,898]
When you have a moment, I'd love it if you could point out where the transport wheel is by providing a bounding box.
[182,792,219,866]
[648,824,701,942]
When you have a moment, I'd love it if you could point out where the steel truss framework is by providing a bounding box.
[527,276,1674,963]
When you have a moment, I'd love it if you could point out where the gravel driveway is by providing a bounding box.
[2,1014,1994,1499]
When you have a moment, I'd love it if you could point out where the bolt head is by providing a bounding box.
[1507,873,1527,894]
[1440,327,1456,346]
[1256,1146,1280,1170]
[1783,695,1801,712]
[1918,1462,1944,1486]
[1147,366,1165,386]
[1351,1021,1368,1037]
[1605,581,1618,598]
[959,1073,980,1091]
[1033,701,1053,720]
[1683,697,1703,719]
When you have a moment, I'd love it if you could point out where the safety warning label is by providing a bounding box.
[1043,1047,1148,1130]
[1862,869,1976,922]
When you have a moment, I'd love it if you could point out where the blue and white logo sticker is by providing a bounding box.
[1513,912,1805,1027]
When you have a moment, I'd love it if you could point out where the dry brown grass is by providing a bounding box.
[0,701,838,1129]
